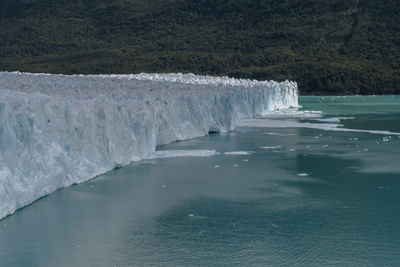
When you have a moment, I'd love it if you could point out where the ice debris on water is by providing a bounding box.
[224,151,255,155]
[383,136,392,142]
[297,173,309,177]
[148,150,218,159]
[316,117,355,123]
[260,146,281,149]
[266,132,298,136]
[0,71,298,220]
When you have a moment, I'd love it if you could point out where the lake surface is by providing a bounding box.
[1,96,400,266]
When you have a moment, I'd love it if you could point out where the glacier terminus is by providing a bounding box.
[0,72,298,220]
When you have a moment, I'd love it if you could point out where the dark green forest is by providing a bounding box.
[0,0,399,94]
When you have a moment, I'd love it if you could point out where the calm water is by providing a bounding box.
[1,96,400,266]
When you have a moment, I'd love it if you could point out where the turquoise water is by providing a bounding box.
[1,96,400,266]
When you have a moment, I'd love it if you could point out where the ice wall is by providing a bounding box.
[0,72,298,219]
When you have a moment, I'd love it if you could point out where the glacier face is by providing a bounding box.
[0,72,298,219]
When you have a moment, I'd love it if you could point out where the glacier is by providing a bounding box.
[0,72,298,220]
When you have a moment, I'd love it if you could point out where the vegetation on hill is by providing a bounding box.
[0,0,399,94]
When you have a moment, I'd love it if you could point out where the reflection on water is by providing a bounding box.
[1,96,400,266]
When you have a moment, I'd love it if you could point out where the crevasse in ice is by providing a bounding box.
[0,72,298,219]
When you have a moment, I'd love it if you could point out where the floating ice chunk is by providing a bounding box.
[317,118,341,123]
[243,159,249,162]
[322,145,329,148]
[382,136,392,142]
[224,151,255,155]
[297,173,309,177]
[148,150,218,159]
[233,164,239,167]
[266,132,298,136]
[260,146,281,149]
[240,118,400,136]
[214,165,220,168]
[316,117,355,123]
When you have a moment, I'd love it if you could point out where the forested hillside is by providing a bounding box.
[0,0,399,94]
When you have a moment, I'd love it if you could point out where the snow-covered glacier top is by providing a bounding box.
[0,72,298,219]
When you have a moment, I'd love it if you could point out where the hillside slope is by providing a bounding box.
[0,0,399,94]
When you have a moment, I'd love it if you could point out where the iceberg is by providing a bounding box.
[0,72,298,219]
